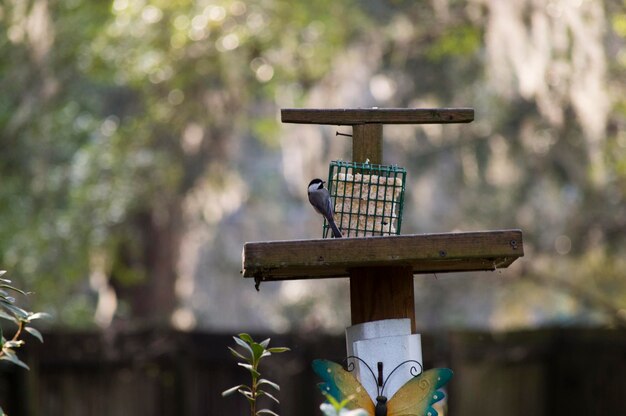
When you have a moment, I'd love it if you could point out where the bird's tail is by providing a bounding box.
[327,216,343,238]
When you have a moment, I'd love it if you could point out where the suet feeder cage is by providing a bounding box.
[324,161,406,238]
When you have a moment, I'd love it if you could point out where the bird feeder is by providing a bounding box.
[241,107,524,404]
[324,160,406,238]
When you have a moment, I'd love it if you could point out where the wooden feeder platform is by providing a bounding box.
[243,230,523,282]
[241,107,524,333]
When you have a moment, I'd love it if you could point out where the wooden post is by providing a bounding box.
[350,123,416,332]
[352,124,382,164]
[349,266,415,331]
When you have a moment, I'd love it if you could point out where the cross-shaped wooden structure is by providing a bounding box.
[242,108,523,333]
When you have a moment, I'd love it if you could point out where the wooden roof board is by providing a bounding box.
[242,229,523,282]
[280,108,475,125]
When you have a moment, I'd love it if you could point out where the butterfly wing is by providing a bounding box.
[312,359,375,415]
[386,368,453,416]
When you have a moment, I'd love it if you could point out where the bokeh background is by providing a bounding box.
[1,0,626,414]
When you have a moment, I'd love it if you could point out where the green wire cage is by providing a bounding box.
[323,161,407,238]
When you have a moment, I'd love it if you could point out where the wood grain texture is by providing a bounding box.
[350,266,416,331]
[242,229,523,283]
[281,108,474,125]
[352,123,382,164]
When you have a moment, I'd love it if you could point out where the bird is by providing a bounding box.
[307,178,342,238]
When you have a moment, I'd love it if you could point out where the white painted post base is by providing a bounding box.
[345,319,423,403]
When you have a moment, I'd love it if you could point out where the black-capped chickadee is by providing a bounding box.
[307,178,342,238]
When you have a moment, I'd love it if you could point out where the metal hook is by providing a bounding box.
[336,131,352,137]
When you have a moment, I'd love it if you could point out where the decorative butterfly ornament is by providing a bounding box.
[312,359,452,416]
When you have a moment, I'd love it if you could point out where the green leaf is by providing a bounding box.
[256,409,279,416]
[228,346,247,361]
[0,295,15,303]
[251,342,266,363]
[0,270,7,278]
[3,303,29,319]
[1,350,30,370]
[258,378,280,391]
[0,309,17,322]
[324,392,357,412]
[24,326,44,343]
[238,333,254,344]
[0,284,27,296]
[259,338,271,348]
[222,384,246,397]
[258,389,280,403]
[233,336,254,357]
[267,347,290,354]
[237,386,254,399]
[238,389,254,398]
[238,362,261,378]
[323,392,344,410]
[27,312,52,321]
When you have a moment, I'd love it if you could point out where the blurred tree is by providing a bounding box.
[356,0,626,329]
[0,0,624,331]
[268,0,626,331]
[0,0,362,327]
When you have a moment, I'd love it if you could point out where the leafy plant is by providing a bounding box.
[0,270,49,415]
[319,392,368,416]
[222,333,290,416]
[0,271,48,369]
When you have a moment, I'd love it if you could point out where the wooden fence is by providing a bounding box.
[1,328,625,415]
